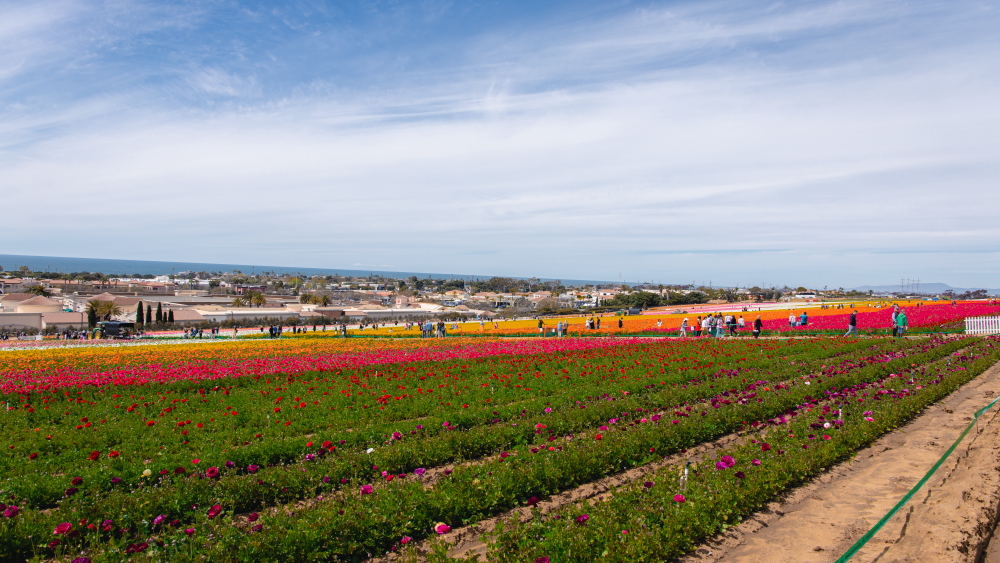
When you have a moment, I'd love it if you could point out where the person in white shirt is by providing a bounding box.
[679,318,688,337]
[789,313,796,327]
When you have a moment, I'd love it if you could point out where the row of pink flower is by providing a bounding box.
[768,302,1000,333]
[0,338,634,394]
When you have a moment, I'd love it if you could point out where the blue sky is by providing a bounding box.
[1,0,999,288]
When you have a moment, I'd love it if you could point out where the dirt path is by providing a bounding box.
[682,361,1000,563]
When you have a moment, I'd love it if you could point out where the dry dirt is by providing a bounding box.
[682,361,1000,563]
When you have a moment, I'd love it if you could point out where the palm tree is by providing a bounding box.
[25,285,51,297]
[319,294,332,307]
[249,291,267,308]
[98,301,122,321]
[231,295,249,307]
[86,300,121,321]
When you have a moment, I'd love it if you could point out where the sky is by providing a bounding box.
[1,0,998,289]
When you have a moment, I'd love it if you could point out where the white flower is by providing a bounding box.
[366,448,375,454]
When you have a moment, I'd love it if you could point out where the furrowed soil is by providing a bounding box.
[683,360,1000,563]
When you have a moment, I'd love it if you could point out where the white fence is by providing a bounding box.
[966,316,1000,335]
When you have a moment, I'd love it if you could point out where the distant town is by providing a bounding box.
[0,265,993,335]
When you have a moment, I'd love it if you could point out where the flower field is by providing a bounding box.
[1,333,998,562]
[277,300,1000,339]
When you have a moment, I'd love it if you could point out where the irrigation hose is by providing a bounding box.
[835,392,1000,562]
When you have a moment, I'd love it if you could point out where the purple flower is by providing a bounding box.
[576,514,589,525]
[444,469,453,475]
[225,460,235,468]
[643,481,654,489]
[526,496,540,506]
[721,455,736,468]
[64,487,79,496]
[252,524,263,533]
[361,485,374,495]
[735,471,745,480]
[715,461,728,471]
[752,459,761,466]
[152,514,166,526]
[3,506,19,519]
[248,512,260,523]
[71,558,91,563]
[247,464,259,474]
[536,558,550,563]
[322,476,331,483]
[111,477,122,484]
[416,424,424,430]
[392,432,402,440]
[185,528,195,537]
[414,468,426,475]
[305,454,315,462]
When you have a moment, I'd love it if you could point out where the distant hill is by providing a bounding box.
[851,283,1000,295]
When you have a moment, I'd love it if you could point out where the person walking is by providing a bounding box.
[753,315,763,339]
[679,317,688,337]
[890,306,899,337]
[896,309,908,337]
[737,315,745,334]
[844,310,858,337]
[618,317,623,329]
[716,314,725,338]
[538,319,544,337]
[694,316,702,337]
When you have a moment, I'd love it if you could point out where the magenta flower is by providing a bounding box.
[191,458,200,464]
[185,528,195,537]
[392,431,403,440]
[536,558,550,563]
[247,464,259,473]
[207,504,222,519]
[225,460,235,468]
[643,481,654,489]
[71,476,83,486]
[499,451,509,460]
[152,514,166,526]
[248,512,259,523]
[304,454,315,462]
[414,468,426,475]
[401,536,412,544]
[752,459,762,466]
[3,506,19,518]
[435,522,451,535]
[206,467,220,479]
[526,496,540,506]
[416,424,424,430]
[576,514,589,525]
[721,455,735,468]
[361,485,374,495]
[71,558,91,563]
[715,461,727,471]
[54,522,72,535]
[735,471,745,480]
[673,494,686,503]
